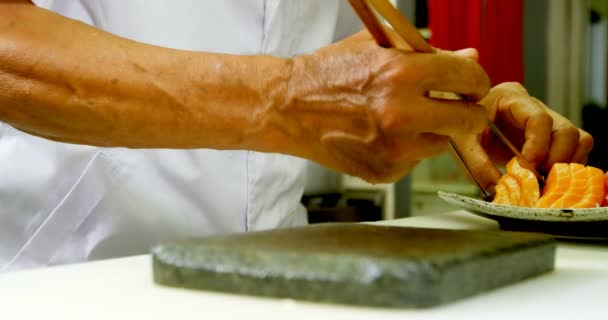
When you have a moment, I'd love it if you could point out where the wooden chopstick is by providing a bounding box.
[348,0,394,47]
[365,0,435,53]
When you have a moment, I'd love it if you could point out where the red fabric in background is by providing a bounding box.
[427,0,524,85]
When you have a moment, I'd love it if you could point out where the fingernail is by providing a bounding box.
[455,48,479,61]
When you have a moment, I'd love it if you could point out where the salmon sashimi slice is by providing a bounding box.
[602,172,608,206]
[492,173,514,206]
[535,163,605,208]
[506,157,540,206]
[534,163,570,207]
[568,166,603,207]
[492,157,605,208]
[547,164,587,208]
[492,157,540,207]
[492,183,510,205]
[503,174,521,205]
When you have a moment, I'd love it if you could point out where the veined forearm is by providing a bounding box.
[0,4,295,152]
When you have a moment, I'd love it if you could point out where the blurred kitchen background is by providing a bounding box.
[302,0,608,223]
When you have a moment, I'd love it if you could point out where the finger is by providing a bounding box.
[453,48,479,61]
[496,82,529,95]
[518,105,553,166]
[491,94,553,166]
[570,129,594,164]
[401,51,491,101]
[543,126,580,171]
[480,82,530,121]
[436,48,479,62]
[451,135,502,192]
[396,97,488,137]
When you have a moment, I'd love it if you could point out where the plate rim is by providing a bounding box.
[437,191,608,223]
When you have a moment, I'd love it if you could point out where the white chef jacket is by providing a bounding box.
[0,0,361,272]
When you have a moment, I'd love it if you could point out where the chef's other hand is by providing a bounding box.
[482,82,594,171]
[284,31,490,183]
[454,82,594,189]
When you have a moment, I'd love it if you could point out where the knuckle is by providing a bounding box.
[495,81,527,94]
[459,58,490,94]
[539,109,554,122]
[474,65,491,92]
[579,130,594,150]
[391,55,419,84]
[556,126,580,138]
[497,91,527,107]
[533,110,554,127]
[374,104,397,131]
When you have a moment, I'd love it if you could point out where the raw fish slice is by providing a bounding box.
[535,163,571,208]
[492,158,538,206]
[506,158,540,207]
[572,166,604,207]
[550,164,586,208]
[536,163,605,208]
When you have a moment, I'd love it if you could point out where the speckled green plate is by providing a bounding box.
[438,191,608,241]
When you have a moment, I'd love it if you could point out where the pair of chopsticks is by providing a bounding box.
[348,0,543,199]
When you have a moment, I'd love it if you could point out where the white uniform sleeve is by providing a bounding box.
[333,1,363,42]
[30,0,49,8]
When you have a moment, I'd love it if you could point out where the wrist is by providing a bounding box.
[282,53,379,160]
[238,55,309,157]
[273,54,329,160]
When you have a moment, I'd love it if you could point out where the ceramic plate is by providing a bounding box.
[437,191,608,241]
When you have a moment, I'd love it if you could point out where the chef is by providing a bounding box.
[0,0,593,272]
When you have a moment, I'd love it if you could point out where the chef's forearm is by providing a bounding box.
[0,4,300,153]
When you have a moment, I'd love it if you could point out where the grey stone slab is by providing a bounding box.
[152,223,555,308]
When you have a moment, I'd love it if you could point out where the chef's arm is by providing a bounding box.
[0,2,312,156]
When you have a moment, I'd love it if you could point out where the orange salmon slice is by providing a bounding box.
[492,158,539,207]
[535,163,604,208]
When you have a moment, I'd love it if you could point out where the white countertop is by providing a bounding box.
[2,211,607,320]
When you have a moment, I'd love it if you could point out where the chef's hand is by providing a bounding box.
[286,31,490,183]
[454,82,594,189]
[483,82,594,171]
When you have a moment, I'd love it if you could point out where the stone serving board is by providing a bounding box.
[152,223,555,309]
